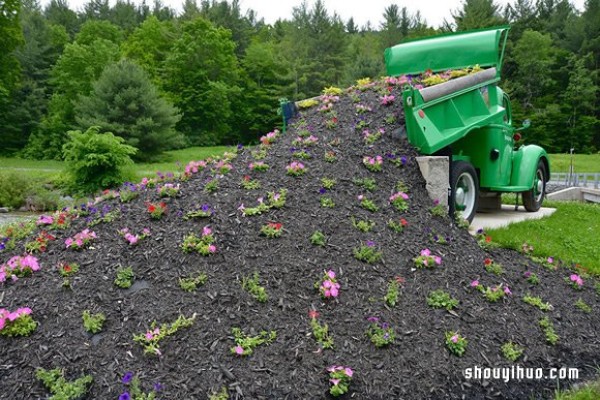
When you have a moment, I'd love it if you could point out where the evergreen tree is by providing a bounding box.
[75,59,183,161]
[452,0,505,31]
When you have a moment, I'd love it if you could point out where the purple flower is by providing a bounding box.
[319,188,327,194]
[237,143,243,150]
[201,204,211,211]
[119,392,131,400]
[366,240,375,247]
[121,371,134,384]
[400,156,407,165]
[367,316,379,323]
[523,271,531,278]
[153,382,163,392]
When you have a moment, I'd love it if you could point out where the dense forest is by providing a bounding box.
[0,0,598,161]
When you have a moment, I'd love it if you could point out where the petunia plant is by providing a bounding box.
[445,331,467,356]
[362,155,383,172]
[260,222,283,238]
[286,161,306,177]
[387,218,408,233]
[118,371,163,400]
[65,229,97,250]
[24,231,56,254]
[133,314,196,356]
[366,317,395,347]
[309,310,334,349]
[181,226,217,255]
[413,249,442,268]
[118,228,150,245]
[327,365,354,397]
[157,183,179,198]
[389,192,409,211]
[484,258,504,275]
[0,307,36,336]
[185,204,213,219]
[249,161,269,172]
[566,274,584,290]
[146,202,167,220]
[230,327,276,356]
[353,241,382,264]
[0,254,40,283]
[316,270,341,299]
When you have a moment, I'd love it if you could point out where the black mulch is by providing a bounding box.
[1,82,599,400]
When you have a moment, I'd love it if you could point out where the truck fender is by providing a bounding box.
[510,145,550,188]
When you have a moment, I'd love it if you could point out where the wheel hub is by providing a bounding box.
[456,187,466,206]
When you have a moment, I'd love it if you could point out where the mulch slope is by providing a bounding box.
[1,81,599,400]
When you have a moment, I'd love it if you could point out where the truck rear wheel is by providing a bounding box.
[522,160,546,212]
[451,161,479,223]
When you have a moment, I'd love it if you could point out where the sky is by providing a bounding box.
[52,0,586,28]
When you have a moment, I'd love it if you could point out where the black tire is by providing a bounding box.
[451,161,479,223]
[522,160,546,212]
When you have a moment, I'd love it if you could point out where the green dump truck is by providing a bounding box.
[385,26,549,222]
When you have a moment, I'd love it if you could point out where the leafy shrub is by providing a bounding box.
[62,126,137,194]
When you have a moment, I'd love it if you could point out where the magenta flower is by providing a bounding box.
[547,257,554,264]
[202,226,212,236]
[504,286,512,295]
[420,248,431,257]
[470,280,479,287]
[234,345,244,355]
[344,367,353,377]
[330,378,341,386]
[327,270,336,279]
[451,335,458,343]
[208,245,217,253]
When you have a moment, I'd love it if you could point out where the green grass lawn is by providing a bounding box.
[0,146,232,181]
[487,201,600,274]
[548,154,600,173]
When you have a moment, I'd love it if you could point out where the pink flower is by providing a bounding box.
[322,280,332,289]
[330,378,340,386]
[145,332,154,340]
[141,177,149,185]
[420,249,431,257]
[327,270,336,279]
[470,280,479,287]
[451,335,459,343]
[504,286,512,295]
[358,195,364,201]
[16,307,32,315]
[344,367,353,377]
[0,318,5,330]
[434,256,442,265]
[547,257,554,264]
[238,203,245,211]
[202,226,212,236]
[65,238,73,248]
[235,345,244,355]
[330,286,339,297]
[324,289,331,297]
[327,365,338,373]
[257,197,264,204]
[208,245,217,253]
[75,239,83,247]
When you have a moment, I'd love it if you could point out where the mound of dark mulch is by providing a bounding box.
[1,81,599,400]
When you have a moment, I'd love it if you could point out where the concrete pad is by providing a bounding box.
[468,205,556,235]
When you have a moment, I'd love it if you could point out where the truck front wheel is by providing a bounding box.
[451,161,479,223]
[522,160,546,212]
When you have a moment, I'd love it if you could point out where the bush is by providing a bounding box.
[0,172,31,208]
[62,126,137,194]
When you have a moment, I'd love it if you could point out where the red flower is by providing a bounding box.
[63,265,72,273]
[39,246,46,252]
[387,86,393,92]
[395,276,405,285]
[332,117,338,123]
[269,222,282,230]
[485,235,492,243]
[484,258,492,266]
[159,202,166,208]
[243,175,251,181]
[308,309,319,319]
[400,218,408,227]
[148,204,156,213]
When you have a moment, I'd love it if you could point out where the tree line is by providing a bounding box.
[0,0,598,162]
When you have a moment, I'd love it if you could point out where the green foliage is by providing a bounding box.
[427,290,459,310]
[310,317,334,349]
[320,196,335,208]
[75,60,183,161]
[351,217,375,232]
[114,266,134,289]
[82,310,106,334]
[384,280,400,307]
[35,368,93,400]
[353,243,382,264]
[179,273,208,292]
[163,17,241,145]
[539,316,559,345]
[445,331,467,356]
[0,313,37,337]
[353,177,377,192]
[62,126,137,194]
[241,272,269,303]
[310,231,326,246]
[133,314,196,356]
[501,342,524,362]
[366,321,395,347]
[575,298,592,313]
[209,387,229,400]
[321,177,336,189]
[523,294,553,311]
[359,197,379,212]
[230,327,276,356]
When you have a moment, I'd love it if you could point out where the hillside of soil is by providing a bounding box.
[1,79,599,400]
